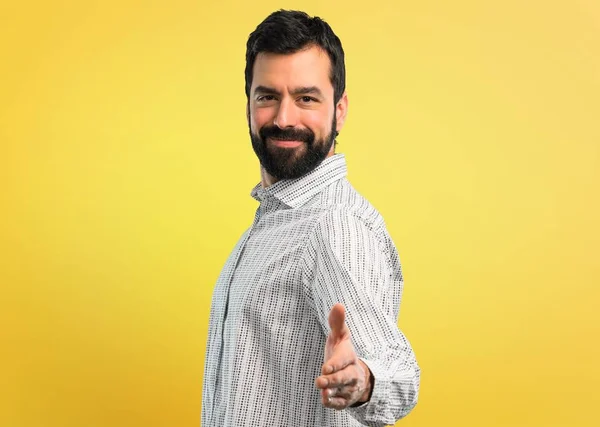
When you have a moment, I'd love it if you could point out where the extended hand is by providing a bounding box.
[315,303,372,410]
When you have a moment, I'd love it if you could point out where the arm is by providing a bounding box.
[301,210,420,426]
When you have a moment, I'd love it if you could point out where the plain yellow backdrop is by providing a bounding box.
[1,1,599,426]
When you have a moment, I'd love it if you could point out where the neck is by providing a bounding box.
[260,167,279,188]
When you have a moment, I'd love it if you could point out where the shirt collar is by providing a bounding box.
[250,154,348,208]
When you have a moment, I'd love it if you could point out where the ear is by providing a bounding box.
[246,102,251,127]
[335,91,348,133]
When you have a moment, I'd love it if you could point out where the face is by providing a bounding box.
[248,45,348,180]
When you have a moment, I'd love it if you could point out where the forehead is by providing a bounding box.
[251,45,334,96]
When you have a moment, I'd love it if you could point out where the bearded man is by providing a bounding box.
[202,10,420,427]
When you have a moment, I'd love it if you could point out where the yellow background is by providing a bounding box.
[1,0,599,426]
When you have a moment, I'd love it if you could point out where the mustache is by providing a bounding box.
[259,126,315,143]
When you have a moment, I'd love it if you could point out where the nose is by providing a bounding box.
[273,97,298,129]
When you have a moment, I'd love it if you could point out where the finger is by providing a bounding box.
[329,384,360,401]
[315,369,357,390]
[322,386,352,401]
[315,375,328,389]
[322,349,356,375]
[328,303,348,340]
[321,370,358,389]
[321,389,349,410]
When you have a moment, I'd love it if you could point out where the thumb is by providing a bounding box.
[328,303,347,339]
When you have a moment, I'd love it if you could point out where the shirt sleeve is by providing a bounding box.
[300,209,420,426]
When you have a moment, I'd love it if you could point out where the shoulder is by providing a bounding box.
[302,183,394,264]
[312,179,387,240]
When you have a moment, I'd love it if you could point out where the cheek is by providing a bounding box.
[250,108,274,133]
[304,111,333,137]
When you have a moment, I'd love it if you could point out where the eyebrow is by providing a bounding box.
[254,85,324,98]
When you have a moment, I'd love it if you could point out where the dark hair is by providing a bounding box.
[245,10,346,104]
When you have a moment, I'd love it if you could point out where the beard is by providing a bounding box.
[250,117,337,180]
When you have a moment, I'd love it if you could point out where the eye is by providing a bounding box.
[300,96,317,103]
[257,95,276,102]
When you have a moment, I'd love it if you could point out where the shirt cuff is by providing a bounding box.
[345,358,391,426]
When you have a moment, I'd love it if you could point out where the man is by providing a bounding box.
[202,10,420,427]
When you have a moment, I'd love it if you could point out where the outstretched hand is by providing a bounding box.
[315,303,372,410]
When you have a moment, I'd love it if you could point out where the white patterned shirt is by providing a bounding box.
[202,154,420,426]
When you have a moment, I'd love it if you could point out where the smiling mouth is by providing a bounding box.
[269,138,304,148]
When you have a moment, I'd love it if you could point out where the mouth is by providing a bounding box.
[268,138,304,148]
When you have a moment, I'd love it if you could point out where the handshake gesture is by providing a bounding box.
[315,304,373,410]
